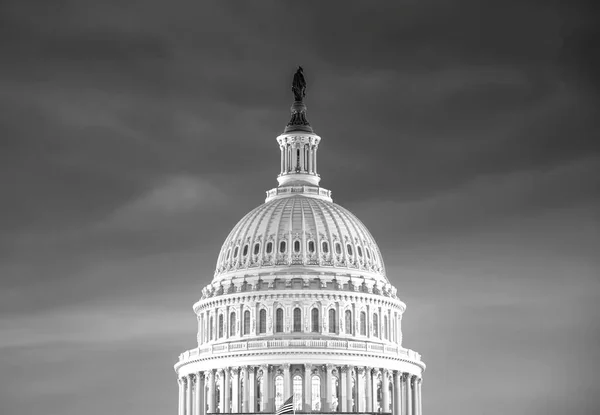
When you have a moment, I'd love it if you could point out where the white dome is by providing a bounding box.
[214,194,387,283]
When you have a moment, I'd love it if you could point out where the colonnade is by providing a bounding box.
[177,364,422,415]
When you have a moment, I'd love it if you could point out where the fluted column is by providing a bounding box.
[248,367,256,413]
[417,378,423,415]
[382,370,389,413]
[345,366,353,412]
[178,377,184,415]
[412,377,418,415]
[393,371,402,415]
[223,368,231,413]
[206,371,215,414]
[340,367,348,412]
[304,364,312,412]
[232,368,240,413]
[324,365,332,411]
[405,374,412,415]
[366,367,373,413]
[260,365,269,412]
[283,364,291,402]
[196,372,204,415]
[186,375,193,415]
[218,370,225,414]
[356,367,364,412]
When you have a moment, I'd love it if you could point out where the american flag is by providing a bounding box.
[275,395,295,415]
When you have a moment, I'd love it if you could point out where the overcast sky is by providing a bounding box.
[1,1,599,414]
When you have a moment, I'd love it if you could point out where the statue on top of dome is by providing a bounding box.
[292,66,306,102]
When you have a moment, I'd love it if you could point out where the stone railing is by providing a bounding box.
[178,339,421,364]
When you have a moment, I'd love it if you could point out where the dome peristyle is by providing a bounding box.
[214,195,387,283]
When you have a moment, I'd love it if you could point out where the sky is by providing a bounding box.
[0,1,599,414]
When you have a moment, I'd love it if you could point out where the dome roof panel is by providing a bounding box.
[214,194,387,283]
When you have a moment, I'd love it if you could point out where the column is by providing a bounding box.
[382,370,389,413]
[218,370,225,414]
[207,371,215,414]
[178,377,184,415]
[412,377,418,415]
[355,367,364,412]
[405,374,412,415]
[232,368,240,413]
[224,368,231,413]
[340,367,348,412]
[196,372,204,415]
[248,367,256,413]
[283,364,291,402]
[393,371,402,415]
[241,367,248,413]
[400,373,405,415]
[417,378,423,415]
[345,366,353,412]
[323,365,332,411]
[313,146,317,173]
[186,375,193,415]
[366,367,373,413]
[260,365,269,412]
[304,364,312,412]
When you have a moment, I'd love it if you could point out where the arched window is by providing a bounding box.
[308,240,315,253]
[243,244,248,256]
[218,314,224,338]
[347,244,353,256]
[322,241,329,253]
[294,240,300,253]
[357,246,363,257]
[279,240,287,253]
[244,310,250,335]
[384,315,388,340]
[366,248,371,259]
[230,312,236,336]
[234,246,239,258]
[360,312,366,335]
[328,309,336,333]
[311,308,319,333]
[254,243,260,255]
[373,314,379,337]
[335,243,342,255]
[275,375,284,409]
[293,308,302,332]
[226,249,231,259]
[345,310,353,335]
[259,309,267,334]
[275,308,284,333]
[311,376,321,411]
[209,316,214,340]
[293,375,303,411]
[266,242,273,254]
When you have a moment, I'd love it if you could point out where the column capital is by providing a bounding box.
[304,363,312,370]
[340,365,349,374]
[282,363,291,370]
[231,367,239,376]
[357,366,365,375]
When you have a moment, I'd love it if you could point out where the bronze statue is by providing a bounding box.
[292,66,306,101]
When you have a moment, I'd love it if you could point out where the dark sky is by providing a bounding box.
[1,1,599,414]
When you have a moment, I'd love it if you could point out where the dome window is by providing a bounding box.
[322,241,329,253]
[266,242,273,254]
[347,244,353,256]
[226,249,231,259]
[335,243,342,255]
[365,248,371,259]
[357,246,363,257]
[279,241,287,253]
[253,243,260,255]
[234,246,239,258]
[294,240,300,253]
[308,241,315,253]
[242,244,248,256]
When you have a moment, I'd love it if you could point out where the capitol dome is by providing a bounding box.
[175,68,425,415]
